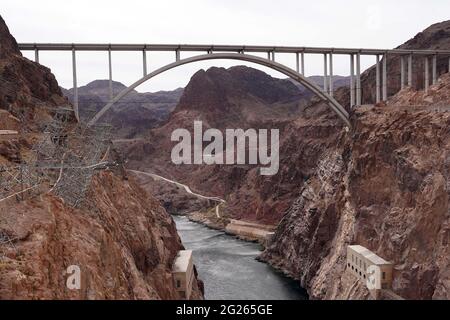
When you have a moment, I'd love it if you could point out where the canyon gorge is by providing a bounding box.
[1,13,449,301]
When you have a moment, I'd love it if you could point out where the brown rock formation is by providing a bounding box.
[260,75,450,300]
[0,15,203,300]
[0,171,203,299]
[117,65,313,223]
[119,20,450,300]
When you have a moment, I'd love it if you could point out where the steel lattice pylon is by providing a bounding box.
[0,106,114,208]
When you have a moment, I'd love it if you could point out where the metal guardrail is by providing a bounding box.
[17,43,450,56]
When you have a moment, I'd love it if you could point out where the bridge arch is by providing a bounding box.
[87,53,351,127]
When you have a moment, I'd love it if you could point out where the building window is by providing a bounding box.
[382,272,386,280]
[348,263,350,267]
[352,255,354,262]
[176,280,181,288]
[352,266,354,270]
[364,275,366,279]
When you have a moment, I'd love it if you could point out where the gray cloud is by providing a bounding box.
[2,0,448,91]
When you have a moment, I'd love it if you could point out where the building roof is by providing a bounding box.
[348,245,391,265]
[0,130,18,135]
[172,250,193,273]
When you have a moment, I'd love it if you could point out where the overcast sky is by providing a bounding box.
[2,0,449,92]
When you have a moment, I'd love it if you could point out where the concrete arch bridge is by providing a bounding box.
[18,43,450,128]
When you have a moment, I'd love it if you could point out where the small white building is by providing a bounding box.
[347,245,393,298]
[0,130,19,141]
[172,250,194,300]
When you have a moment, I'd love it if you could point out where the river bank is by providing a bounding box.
[173,215,307,300]
[185,208,277,247]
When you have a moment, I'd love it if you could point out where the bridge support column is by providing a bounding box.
[407,54,412,87]
[356,52,361,106]
[329,52,333,97]
[424,56,429,93]
[382,53,387,101]
[143,50,147,77]
[350,54,355,108]
[400,56,405,89]
[323,53,328,93]
[296,53,299,73]
[108,49,113,100]
[376,55,381,103]
[301,52,305,75]
[175,50,180,62]
[34,48,39,63]
[271,51,275,62]
[432,54,437,84]
[72,48,79,122]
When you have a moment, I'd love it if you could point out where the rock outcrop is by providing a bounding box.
[0,170,203,299]
[0,15,203,300]
[260,74,450,300]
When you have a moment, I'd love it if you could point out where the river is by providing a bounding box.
[173,215,307,300]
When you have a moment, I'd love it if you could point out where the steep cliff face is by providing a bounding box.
[0,170,203,299]
[0,15,202,300]
[0,16,65,129]
[260,75,450,300]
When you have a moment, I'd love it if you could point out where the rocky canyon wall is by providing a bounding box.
[260,75,450,300]
[0,15,202,300]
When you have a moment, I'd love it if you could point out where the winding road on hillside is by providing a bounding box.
[127,169,225,217]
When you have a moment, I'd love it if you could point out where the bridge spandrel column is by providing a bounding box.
[143,50,148,77]
[376,55,381,103]
[323,53,328,93]
[356,52,361,106]
[424,56,429,93]
[34,48,39,63]
[108,49,113,100]
[432,55,437,85]
[329,52,334,97]
[301,52,305,75]
[382,53,388,101]
[72,48,79,122]
[400,55,405,89]
[408,54,413,87]
[350,54,355,108]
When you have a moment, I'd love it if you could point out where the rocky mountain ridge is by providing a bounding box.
[62,81,183,138]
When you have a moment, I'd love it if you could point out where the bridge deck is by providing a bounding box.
[18,43,450,56]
